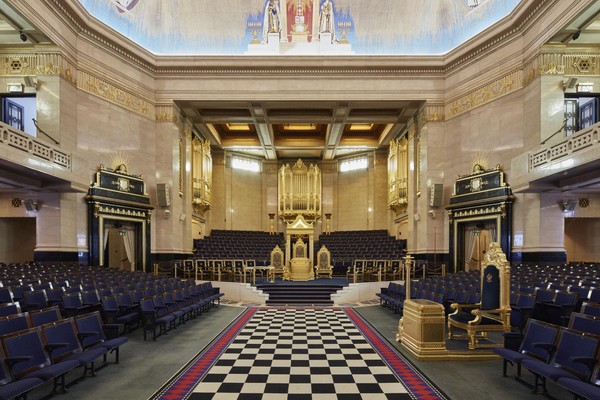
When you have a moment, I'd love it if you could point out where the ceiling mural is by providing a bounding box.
[79,0,522,55]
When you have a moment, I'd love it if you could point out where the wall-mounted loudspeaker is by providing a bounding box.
[430,183,443,207]
[157,183,170,207]
[560,200,576,213]
[413,213,421,221]
[23,199,38,212]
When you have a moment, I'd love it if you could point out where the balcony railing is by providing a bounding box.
[0,121,71,170]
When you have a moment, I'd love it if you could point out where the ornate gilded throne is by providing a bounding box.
[447,242,511,350]
[289,238,313,281]
[268,245,289,281]
[314,245,333,279]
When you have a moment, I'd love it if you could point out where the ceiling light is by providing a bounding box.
[349,124,374,131]
[283,124,317,131]
[226,124,250,131]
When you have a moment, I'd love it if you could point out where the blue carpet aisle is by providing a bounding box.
[151,307,447,400]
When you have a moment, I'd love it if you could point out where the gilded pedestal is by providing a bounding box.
[397,299,447,360]
[289,258,313,281]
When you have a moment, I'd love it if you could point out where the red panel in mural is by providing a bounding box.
[286,0,314,42]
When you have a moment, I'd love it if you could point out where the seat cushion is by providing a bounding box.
[67,347,108,366]
[25,359,80,380]
[557,377,600,400]
[522,358,580,381]
[0,377,44,400]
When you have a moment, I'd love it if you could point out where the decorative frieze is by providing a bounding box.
[78,70,155,119]
[446,70,522,119]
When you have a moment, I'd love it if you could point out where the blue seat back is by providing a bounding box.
[139,298,155,313]
[2,328,51,379]
[62,293,84,308]
[0,287,14,303]
[535,288,555,303]
[519,319,560,361]
[480,264,500,310]
[40,318,81,361]
[581,303,600,317]
[568,313,600,336]
[81,290,101,306]
[552,328,600,379]
[0,303,21,318]
[0,314,30,336]
[101,296,118,310]
[29,307,61,327]
[74,312,105,348]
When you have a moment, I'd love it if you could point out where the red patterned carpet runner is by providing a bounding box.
[151,307,447,400]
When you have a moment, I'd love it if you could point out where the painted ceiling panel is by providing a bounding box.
[78,0,522,55]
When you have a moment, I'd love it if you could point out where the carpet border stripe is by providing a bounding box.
[344,307,449,400]
[149,307,256,400]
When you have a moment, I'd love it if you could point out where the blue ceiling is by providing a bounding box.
[78,0,522,55]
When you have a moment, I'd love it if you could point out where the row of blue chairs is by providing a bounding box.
[495,314,600,399]
[140,282,224,340]
[0,310,126,400]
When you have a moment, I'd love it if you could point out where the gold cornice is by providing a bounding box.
[422,105,445,123]
[0,50,77,85]
[78,70,155,119]
[446,70,523,120]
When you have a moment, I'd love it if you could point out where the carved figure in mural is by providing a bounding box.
[262,0,282,43]
[318,0,338,43]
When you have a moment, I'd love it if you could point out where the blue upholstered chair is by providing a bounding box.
[0,345,44,400]
[493,318,559,378]
[1,327,79,394]
[521,327,600,393]
[74,311,128,363]
[448,242,511,350]
[40,318,108,379]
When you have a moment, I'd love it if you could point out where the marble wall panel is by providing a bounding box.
[336,168,368,231]
[564,218,600,262]
[0,218,36,262]
[230,168,263,231]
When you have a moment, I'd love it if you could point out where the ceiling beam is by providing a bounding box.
[323,105,349,160]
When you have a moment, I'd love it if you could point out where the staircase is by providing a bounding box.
[256,282,345,306]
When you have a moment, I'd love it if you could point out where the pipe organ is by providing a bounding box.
[278,159,321,223]
[192,138,212,215]
[388,137,409,214]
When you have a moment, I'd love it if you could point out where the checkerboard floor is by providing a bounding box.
[188,308,412,400]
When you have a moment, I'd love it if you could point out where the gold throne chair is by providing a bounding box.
[315,245,333,279]
[268,245,289,281]
[448,242,511,350]
[289,238,313,281]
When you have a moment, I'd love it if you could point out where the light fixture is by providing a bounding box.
[572,29,581,41]
[577,82,593,93]
[19,31,27,42]
[225,124,250,131]
[349,124,374,131]
[283,123,317,131]
[565,77,578,89]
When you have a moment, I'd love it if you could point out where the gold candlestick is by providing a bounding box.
[247,21,263,44]
[337,21,351,44]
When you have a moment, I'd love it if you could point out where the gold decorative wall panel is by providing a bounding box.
[388,137,408,214]
[192,138,212,215]
[446,70,523,119]
[79,70,155,119]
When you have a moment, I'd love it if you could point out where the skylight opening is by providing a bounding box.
[340,157,368,172]
[232,156,261,172]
